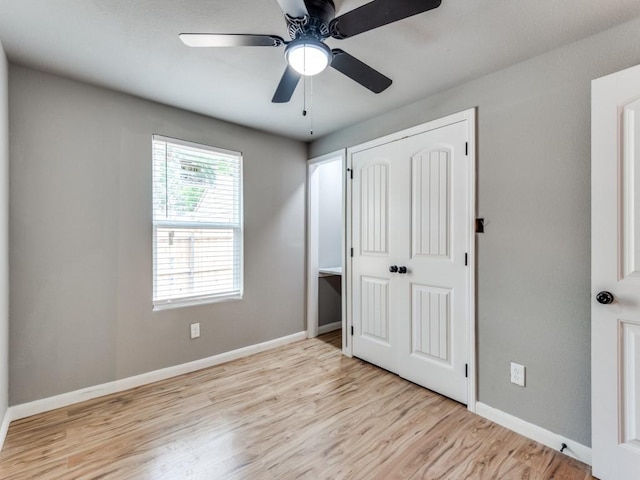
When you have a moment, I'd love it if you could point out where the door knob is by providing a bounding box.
[596,291,614,305]
[389,265,398,273]
[398,266,407,274]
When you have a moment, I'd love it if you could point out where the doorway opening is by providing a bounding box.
[307,151,346,351]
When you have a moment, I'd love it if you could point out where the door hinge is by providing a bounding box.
[465,142,469,156]
[350,247,354,257]
[465,253,468,266]
[465,363,468,378]
[475,218,485,233]
[347,168,353,179]
[351,326,354,336]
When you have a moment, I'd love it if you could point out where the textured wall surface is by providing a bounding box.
[310,16,640,447]
[9,65,307,405]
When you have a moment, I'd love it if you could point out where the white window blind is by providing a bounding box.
[152,135,243,309]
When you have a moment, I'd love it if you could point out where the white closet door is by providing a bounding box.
[351,143,403,373]
[396,120,469,404]
[351,119,470,404]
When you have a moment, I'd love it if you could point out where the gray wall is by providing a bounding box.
[318,159,342,269]
[0,41,8,427]
[9,65,307,405]
[311,16,640,447]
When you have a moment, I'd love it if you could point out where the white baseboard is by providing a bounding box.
[318,321,342,335]
[475,402,591,466]
[8,331,307,423]
[0,407,11,452]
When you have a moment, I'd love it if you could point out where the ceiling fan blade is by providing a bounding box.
[179,33,285,47]
[272,66,301,103]
[330,0,441,39]
[275,0,309,18]
[330,49,392,94]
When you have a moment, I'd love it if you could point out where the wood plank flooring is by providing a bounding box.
[0,331,595,479]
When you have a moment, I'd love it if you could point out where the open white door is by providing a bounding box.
[592,64,640,479]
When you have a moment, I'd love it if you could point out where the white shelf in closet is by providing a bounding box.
[318,267,342,277]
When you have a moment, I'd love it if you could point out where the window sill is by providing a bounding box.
[153,293,243,312]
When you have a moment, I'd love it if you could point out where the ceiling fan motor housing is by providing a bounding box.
[287,0,336,40]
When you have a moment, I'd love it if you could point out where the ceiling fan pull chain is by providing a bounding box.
[302,68,307,117]
[309,76,314,135]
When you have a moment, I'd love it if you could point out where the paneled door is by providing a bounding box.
[351,116,472,404]
[592,64,640,479]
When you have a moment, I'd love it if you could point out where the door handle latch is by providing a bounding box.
[596,291,614,305]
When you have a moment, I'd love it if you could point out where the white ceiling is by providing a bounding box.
[1,0,640,141]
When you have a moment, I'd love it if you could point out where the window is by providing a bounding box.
[152,135,243,309]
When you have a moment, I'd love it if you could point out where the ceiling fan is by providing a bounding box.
[179,0,442,103]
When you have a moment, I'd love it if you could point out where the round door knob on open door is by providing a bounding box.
[398,266,407,274]
[389,265,398,273]
[596,291,614,305]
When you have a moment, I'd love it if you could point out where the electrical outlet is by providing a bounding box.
[510,362,525,387]
[190,323,200,339]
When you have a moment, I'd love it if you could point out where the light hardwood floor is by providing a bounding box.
[0,331,594,479]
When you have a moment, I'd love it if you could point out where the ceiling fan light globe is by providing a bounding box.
[285,40,332,76]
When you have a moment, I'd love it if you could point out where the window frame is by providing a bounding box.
[151,134,244,311]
